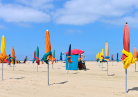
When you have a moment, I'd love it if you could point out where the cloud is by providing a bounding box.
[0,24,6,29]
[0,1,51,23]
[53,0,138,26]
[16,0,54,10]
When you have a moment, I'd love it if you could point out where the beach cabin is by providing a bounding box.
[65,49,84,70]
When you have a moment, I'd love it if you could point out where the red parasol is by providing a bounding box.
[65,49,84,55]
[121,22,130,60]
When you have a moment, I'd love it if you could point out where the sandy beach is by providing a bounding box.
[0,61,138,97]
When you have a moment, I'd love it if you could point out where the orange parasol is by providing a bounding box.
[134,47,137,60]
[46,30,52,60]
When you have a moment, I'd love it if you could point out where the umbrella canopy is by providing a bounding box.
[121,23,130,60]
[105,42,109,57]
[0,35,7,63]
[65,49,84,55]
[111,54,113,60]
[105,42,109,61]
[98,52,99,58]
[34,51,36,58]
[53,49,55,58]
[36,46,39,58]
[1,35,5,53]
[68,44,71,56]
[121,23,136,69]
[12,47,15,58]
[101,48,104,56]
[134,47,137,59]
[117,53,118,59]
[60,52,62,60]
[46,30,52,60]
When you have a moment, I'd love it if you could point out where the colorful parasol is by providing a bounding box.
[65,49,84,55]
[67,44,72,63]
[105,42,109,61]
[121,22,136,93]
[52,49,56,64]
[43,30,52,64]
[0,36,7,63]
[32,51,36,63]
[36,46,40,65]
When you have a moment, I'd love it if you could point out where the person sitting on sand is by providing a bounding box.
[23,56,28,63]
[8,54,11,66]
[41,58,44,64]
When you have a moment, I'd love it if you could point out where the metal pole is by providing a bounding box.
[52,64,53,69]
[125,69,127,93]
[13,64,14,71]
[135,63,136,72]
[2,63,3,81]
[67,62,69,74]
[47,63,49,86]
[107,62,108,76]
[37,64,38,72]
[102,62,103,71]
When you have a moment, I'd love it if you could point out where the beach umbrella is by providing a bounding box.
[97,52,100,62]
[36,46,40,72]
[111,54,113,61]
[12,47,15,71]
[0,35,7,80]
[96,54,97,60]
[105,42,109,76]
[34,51,36,58]
[134,47,137,72]
[121,22,136,93]
[111,54,113,66]
[117,53,118,61]
[65,49,84,55]
[42,30,52,85]
[67,44,72,74]
[52,49,56,68]
[60,52,62,60]
[32,51,36,64]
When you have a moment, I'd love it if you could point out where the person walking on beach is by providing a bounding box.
[8,54,11,66]
[23,56,28,63]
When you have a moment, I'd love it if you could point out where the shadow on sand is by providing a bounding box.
[9,77,25,80]
[50,81,68,85]
[128,87,138,92]
[72,72,80,74]
[108,74,115,76]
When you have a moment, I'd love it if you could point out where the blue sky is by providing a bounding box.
[0,0,138,60]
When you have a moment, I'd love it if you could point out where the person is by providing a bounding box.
[41,58,44,64]
[8,54,11,66]
[23,56,28,63]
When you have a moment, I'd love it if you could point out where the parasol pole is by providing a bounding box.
[37,64,38,72]
[2,63,3,81]
[99,62,100,68]
[135,63,136,72]
[101,62,103,71]
[125,69,127,93]
[112,61,113,66]
[107,62,108,76]
[13,63,14,71]
[47,63,49,85]
[67,62,69,74]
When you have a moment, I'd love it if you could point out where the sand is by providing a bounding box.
[0,61,138,97]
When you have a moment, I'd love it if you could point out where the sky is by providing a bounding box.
[0,0,138,60]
